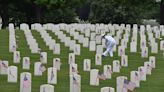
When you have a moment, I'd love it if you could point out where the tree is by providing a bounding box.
[160,0,164,24]
[0,0,13,28]
[88,0,159,24]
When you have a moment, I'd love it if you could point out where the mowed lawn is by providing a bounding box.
[0,29,164,92]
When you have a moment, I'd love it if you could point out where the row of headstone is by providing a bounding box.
[44,24,102,52]
[20,24,40,53]
[1,60,56,86]
[34,24,163,42]
[0,60,18,83]
[1,58,139,92]
[9,23,17,52]
[34,62,58,85]
[88,57,155,90]
[44,23,134,57]
[142,29,158,54]
[130,25,138,53]
[32,25,60,55]
[126,56,156,91]
[5,23,161,92]
[116,56,155,92]
[47,27,81,55]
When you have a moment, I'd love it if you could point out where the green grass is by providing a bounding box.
[0,29,164,92]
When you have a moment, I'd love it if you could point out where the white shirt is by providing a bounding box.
[104,36,116,46]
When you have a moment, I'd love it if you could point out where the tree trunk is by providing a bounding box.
[1,6,9,28]
[35,4,42,23]
[160,0,164,25]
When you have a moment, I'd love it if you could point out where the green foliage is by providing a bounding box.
[0,0,162,26]
[89,0,160,24]
[43,8,77,23]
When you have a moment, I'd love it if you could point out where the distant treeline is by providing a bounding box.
[0,0,163,28]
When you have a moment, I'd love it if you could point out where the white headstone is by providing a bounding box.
[70,74,81,92]
[140,40,146,50]
[22,57,30,70]
[121,55,128,67]
[53,44,60,55]
[96,35,101,44]
[78,35,84,44]
[53,58,61,70]
[65,37,71,47]
[13,51,21,63]
[69,53,75,64]
[40,84,54,92]
[121,39,127,48]
[101,87,115,92]
[74,44,81,55]
[83,37,89,47]
[130,42,137,52]
[20,72,31,92]
[85,29,90,37]
[40,52,47,64]
[0,60,8,75]
[141,47,148,58]
[70,64,78,75]
[113,60,120,73]
[118,46,125,56]
[130,71,140,87]
[138,66,146,81]
[149,56,156,68]
[90,69,99,86]
[95,54,102,65]
[116,76,127,92]
[47,67,57,84]
[83,59,91,71]
[8,66,17,83]
[34,62,46,76]
[89,41,96,51]
[102,39,106,48]
[74,32,79,40]
[104,65,112,79]
[160,40,164,50]
[90,33,96,41]
[144,62,152,75]
[151,42,158,53]
[96,45,103,54]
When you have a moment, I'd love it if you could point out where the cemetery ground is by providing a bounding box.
[0,29,164,92]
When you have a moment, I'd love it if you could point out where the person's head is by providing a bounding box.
[101,34,105,39]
